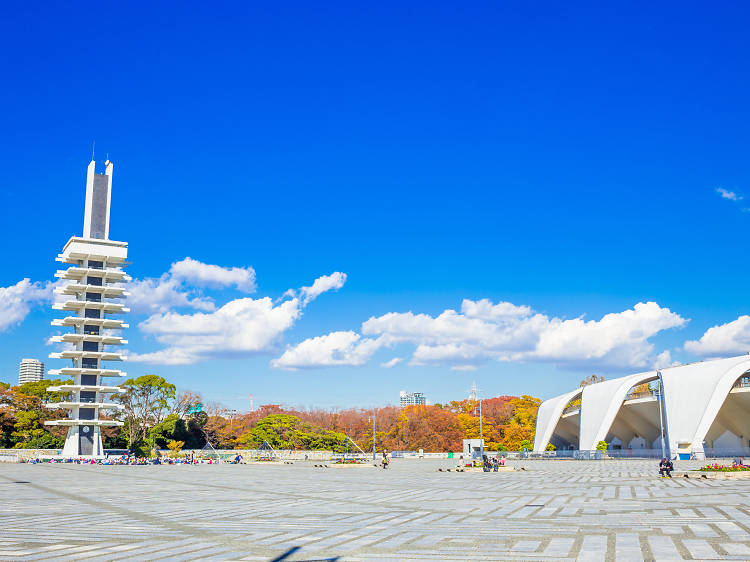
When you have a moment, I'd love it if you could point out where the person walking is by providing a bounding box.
[381,450,390,469]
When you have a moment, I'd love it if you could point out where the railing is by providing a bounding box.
[624,390,659,401]
[733,378,750,389]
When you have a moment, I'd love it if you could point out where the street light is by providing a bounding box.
[370,415,376,460]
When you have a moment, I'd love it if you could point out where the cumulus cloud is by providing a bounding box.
[299,272,347,304]
[717,187,743,201]
[272,331,385,370]
[652,349,678,369]
[684,316,750,356]
[169,257,256,292]
[275,299,686,371]
[127,276,215,314]
[126,257,256,314]
[132,272,347,365]
[0,279,53,332]
[381,357,403,368]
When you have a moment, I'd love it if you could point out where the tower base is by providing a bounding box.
[61,425,105,457]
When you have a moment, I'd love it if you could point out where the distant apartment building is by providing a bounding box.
[18,358,45,385]
[400,391,426,407]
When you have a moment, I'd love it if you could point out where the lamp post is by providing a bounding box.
[656,372,666,459]
[370,415,376,460]
[479,398,484,460]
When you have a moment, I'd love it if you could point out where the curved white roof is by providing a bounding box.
[533,355,750,455]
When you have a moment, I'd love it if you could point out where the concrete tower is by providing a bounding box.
[45,159,130,457]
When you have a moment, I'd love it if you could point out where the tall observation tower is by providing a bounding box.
[45,159,130,457]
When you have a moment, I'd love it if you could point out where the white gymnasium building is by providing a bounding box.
[533,355,750,459]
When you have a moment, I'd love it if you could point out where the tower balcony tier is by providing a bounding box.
[45,419,123,427]
[46,402,124,410]
[49,350,125,361]
[56,284,128,298]
[53,301,129,313]
[52,334,127,346]
[48,367,126,378]
[55,267,130,282]
[52,317,129,329]
[48,385,125,393]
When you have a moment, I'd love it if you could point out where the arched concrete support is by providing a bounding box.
[578,371,656,451]
[660,356,750,456]
[606,400,662,448]
[532,388,582,453]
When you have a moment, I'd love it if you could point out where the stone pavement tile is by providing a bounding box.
[721,542,750,556]
[689,523,718,537]
[577,535,607,561]
[716,521,750,541]
[541,537,574,557]
[615,533,643,561]
[510,540,540,552]
[682,539,720,560]
[647,536,683,560]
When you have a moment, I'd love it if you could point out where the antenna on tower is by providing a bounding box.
[91,140,95,162]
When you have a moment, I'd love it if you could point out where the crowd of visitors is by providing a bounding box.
[21,454,227,465]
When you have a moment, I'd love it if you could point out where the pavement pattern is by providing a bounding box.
[1,459,750,561]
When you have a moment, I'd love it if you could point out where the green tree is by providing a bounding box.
[113,375,176,451]
[17,379,71,403]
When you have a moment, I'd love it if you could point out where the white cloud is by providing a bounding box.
[0,279,52,332]
[300,272,347,304]
[132,272,347,365]
[717,187,743,201]
[652,349,678,369]
[684,315,750,356]
[126,257,258,314]
[275,299,687,371]
[169,257,256,292]
[380,357,402,368]
[272,331,385,370]
[127,275,215,314]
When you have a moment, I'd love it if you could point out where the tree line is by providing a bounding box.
[0,375,542,454]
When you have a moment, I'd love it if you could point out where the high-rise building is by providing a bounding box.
[45,159,130,457]
[399,391,426,407]
[18,358,45,385]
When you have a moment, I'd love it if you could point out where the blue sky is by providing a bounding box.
[1,2,749,410]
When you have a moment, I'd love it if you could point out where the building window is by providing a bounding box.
[78,408,96,420]
[83,325,99,335]
[82,358,98,369]
[84,309,101,319]
[80,374,98,386]
[80,391,96,403]
[85,292,102,302]
[82,341,98,352]
[87,276,103,286]
[88,261,104,269]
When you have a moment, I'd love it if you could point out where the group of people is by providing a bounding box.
[482,454,507,471]
[22,454,224,465]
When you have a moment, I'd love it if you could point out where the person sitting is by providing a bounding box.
[499,455,506,466]
[734,456,745,466]
[659,457,673,478]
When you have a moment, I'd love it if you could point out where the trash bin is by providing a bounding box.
[678,453,690,460]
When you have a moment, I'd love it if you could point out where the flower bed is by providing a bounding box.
[699,463,750,472]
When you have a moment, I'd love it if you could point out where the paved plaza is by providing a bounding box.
[2,459,750,560]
